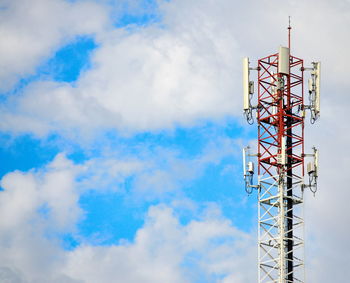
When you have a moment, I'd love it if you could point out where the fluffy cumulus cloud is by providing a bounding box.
[130,137,240,199]
[0,0,240,136]
[0,0,110,92]
[0,154,82,282]
[64,205,255,283]
[0,0,350,282]
[0,153,255,283]
[1,0,350,136]
[303,111,350,281]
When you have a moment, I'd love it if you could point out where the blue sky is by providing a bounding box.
[0,0,349,282]
[0,1,256,280]
[0,1,255,244]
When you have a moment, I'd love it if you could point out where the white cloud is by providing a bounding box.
[0,153,82,282]
[0,267,24,283]
[0,153,81,231]
[302,116,350,282]
[63,204,255,283]
[0,0,240,136]
[131,137,240,200]
[0,0,109,91]
[0,0,350,282]
[1,0,349,137]
[0,153,255,283]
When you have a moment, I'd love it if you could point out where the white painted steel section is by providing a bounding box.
[278,180,285,283]
[258,174,305,283]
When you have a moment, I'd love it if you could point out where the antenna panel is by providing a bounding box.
[308,78,313,93]
[280,136,286,165]
[278,46,290,75]
[314,148,319,176]
[307,161,315,175]
[248,161,254,174]
[242,147,247,176]
[315,62,321,113]
[243,57,250,110]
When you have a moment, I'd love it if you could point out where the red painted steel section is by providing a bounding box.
[257,53,304,180]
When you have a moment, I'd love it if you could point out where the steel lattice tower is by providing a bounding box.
[242,23,320,283]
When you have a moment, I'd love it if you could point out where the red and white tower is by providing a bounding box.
[242,23,320,283]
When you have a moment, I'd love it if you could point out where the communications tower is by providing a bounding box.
[242,22,320,283]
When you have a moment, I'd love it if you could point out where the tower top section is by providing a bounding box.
[288,16,292,49]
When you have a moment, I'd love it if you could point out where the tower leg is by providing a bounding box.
[286,91,294,282]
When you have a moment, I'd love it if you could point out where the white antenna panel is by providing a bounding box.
[242,147,247,177]
[243,57,250,110]
[281,136,286,165]
[308,78,313,93]
[314,148,319,176]
[248,161,254,174]
[278,46,290,75]
[315,62,321,114]
[307,161,315,175]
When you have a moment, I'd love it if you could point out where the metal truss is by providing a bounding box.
[258,174,305,283]
[257,52,305,283]
[243,26,320,282]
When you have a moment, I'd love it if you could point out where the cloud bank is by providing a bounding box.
[0,0,109,92]
[0,153,255,283]
[0,0,349,282]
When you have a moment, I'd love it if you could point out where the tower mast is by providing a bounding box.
[286,17,294,282]
[242,22,320,282]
